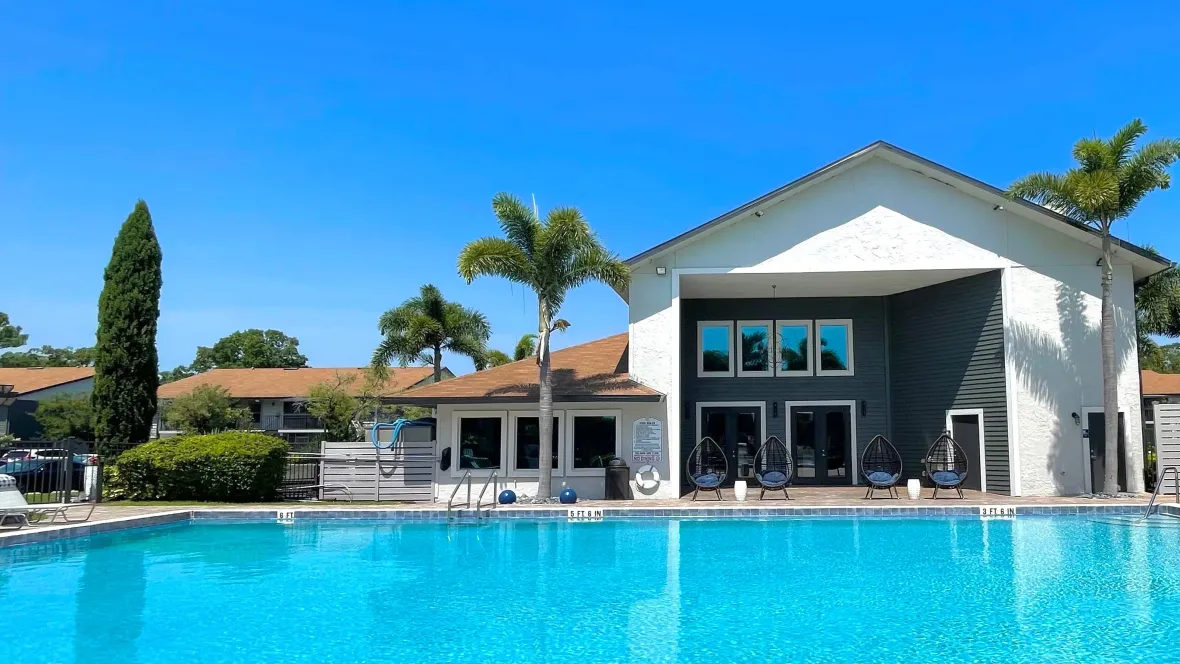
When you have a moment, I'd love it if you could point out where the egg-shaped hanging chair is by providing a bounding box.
[860,434,903,499]
[752,435,792,500]
[924,431,969,499]
[686,436,728,501]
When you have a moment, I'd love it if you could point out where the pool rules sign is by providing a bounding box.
[632,418,663,463]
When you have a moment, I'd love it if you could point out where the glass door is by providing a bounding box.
[699,406,762,486]
[790,405,852,485]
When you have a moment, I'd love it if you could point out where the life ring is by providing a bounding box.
[634,464,661,490]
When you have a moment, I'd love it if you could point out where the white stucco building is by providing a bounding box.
[401,142,1170,499]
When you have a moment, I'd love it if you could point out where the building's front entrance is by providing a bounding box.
[700,405,763,486]
[789,404,852,484]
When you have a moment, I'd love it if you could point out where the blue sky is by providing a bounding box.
[3,2,1179,374]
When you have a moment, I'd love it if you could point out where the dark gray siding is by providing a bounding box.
[887,271,1010,494]
[680,297,890,479]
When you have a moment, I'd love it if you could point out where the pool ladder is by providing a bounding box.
[1142,466,1179,520]
[446,470,498,521]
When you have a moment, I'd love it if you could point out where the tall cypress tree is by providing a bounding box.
[92,200,163,444]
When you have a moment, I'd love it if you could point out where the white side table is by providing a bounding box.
[734,480,748,502]
[907,479,922,500]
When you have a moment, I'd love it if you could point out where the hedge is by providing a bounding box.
[116,432,288,501]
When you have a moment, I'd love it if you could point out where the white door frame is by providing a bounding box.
[1080,406,1129,494]
[946,408,987,493]
[783,400,859,485]
[695,401,767,481]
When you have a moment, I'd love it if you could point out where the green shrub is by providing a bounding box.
[116,432,287,501]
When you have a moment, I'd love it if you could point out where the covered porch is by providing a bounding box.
[674,267,1011,497]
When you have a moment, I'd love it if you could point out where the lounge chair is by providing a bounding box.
[861,434,903,499]
[753,436,792,500]
[0,473,96,529]
[923,432,969,499]
[686,437,728,501]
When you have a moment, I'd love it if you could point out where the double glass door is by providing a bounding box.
[700,406,762,485]
[790,405,852,484]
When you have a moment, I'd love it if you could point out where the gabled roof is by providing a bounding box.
[0,367,95,396]
[625,141,1173,280]
[157,366,440,400]
[395,334,664,404]
[1143,370,1180,396]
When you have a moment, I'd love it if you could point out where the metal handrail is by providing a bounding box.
[474,472,499,519]
[447,470,473,515]
[1142,466,1179,519]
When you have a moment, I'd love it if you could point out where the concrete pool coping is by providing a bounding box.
[2,501,1178,549]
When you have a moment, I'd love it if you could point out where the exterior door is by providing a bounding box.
[947,412,984,492]
[790,405,852,485]
[700,406,762,486]
[1086,411,1127,493]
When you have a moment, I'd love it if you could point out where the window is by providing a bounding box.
[736,320,773,377]
[815,319,854,376]
[453,412,506,473]
[697,321,734,377]
[511,412,562,476]
[567,411,621,476]
[775,320,812,376]
[282,401,305,414]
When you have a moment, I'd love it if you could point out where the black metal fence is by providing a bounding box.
[0,439,100,505]
[280,439,323,500]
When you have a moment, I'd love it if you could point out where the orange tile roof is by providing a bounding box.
[396,334,663,404]
[1142,370,1180,396]
[0,367,95,395]
[157,367,437,399]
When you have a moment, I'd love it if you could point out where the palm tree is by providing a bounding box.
[1008,119,1180,493]
[1136,248,1180,369]
[371,284,490,383]
[514,334,538,361]
[458,193,628,498]
[480,349,514,368]
[475,334,539,370]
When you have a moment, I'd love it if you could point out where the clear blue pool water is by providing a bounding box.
[3,517,1180,663]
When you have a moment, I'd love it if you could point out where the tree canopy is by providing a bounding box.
[0,345,96,368]
[190,329,308,372]
[165,384,248,434]
[92,200,163,444]
[0,312,27,349]
[371,284,489,382]
[32,395,95,440]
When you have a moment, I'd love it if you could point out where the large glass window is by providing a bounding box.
[737,321,772,377]
[697,321,734,377]
[816,319,854,376]
[571,415,618,470]
[775,320,812,376]
[514,416,559,471]
[458,416,503,470]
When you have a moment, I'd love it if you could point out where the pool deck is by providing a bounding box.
[3,488,1177,548]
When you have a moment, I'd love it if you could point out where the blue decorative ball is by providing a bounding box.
[559,488,577,504]
[498,489,517,505]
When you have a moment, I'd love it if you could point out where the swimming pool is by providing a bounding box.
[3,516,1178,663]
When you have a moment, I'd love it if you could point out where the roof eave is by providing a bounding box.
[394,393,665,406]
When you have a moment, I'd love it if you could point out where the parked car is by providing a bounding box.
[0,456,85,495]
[0,449,32,463]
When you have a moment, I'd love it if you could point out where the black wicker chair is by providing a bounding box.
[752,435,792,500]
[924,431,969,499]
[686,436,728,501]
[860,434,902,499]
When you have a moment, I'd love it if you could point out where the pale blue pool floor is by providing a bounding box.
[3,517,1179,663]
